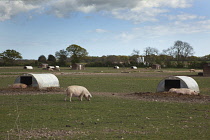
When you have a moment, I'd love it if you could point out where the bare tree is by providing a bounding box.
[144,47,159,65]
[132,49,140,56]
[144,47,159,56]
[163,40,194,61]
[182,42,194,59]
[131,49,141,65]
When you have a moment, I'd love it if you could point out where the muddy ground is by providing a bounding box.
[1,88,210,104]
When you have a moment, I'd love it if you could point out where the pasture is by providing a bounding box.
[0,67,210,139]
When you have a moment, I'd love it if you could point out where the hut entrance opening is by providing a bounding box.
[20,76,32,86]
[165,80,180,91]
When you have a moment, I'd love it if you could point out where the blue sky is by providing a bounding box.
[0,0,210,59]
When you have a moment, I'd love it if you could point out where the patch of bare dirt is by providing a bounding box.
[7,128,89,139]
[1,88,210,104]
[0,88,64,95]
[91,92,210,104]
[126,92,210,103]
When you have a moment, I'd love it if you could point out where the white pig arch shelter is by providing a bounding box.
[156,76,200,93]
[14,73,60,89]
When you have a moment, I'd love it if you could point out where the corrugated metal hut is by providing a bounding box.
[203,63,210,77]
[156,76,199,93]
[131,66,137,69]
[114,66,119,69]
[14,73,60,89]
[47,66,55,69]
[24,66,33,69]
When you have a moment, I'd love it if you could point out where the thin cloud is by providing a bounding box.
[167,13,205,21]
[116,32,136,42]
[95,29,109,33]
[116,19,210,41]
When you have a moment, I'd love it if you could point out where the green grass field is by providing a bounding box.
[0,67,210,139]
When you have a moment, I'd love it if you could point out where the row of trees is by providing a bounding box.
[0,44,88,66]
[37,44,89,66]
[83,40,209,68]
[1,41,210,68]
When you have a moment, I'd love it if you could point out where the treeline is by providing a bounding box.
[0,54,209,69]
[83,55,210,69]
[1,41,210,68]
